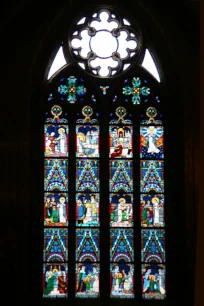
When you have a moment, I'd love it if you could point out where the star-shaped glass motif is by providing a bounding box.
[123,77,150,104]
[100,86,109,95]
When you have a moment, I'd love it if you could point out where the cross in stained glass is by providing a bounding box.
[123,77,150,105]
[58,76,86,103]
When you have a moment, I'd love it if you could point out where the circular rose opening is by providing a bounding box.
[90,30,118,58]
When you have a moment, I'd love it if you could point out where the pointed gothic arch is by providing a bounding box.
[25,2,195,304]
[41,5,167,301]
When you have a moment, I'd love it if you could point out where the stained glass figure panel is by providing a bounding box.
[141,229,165,263]
[44,124,68,157]
[76,159,99,192]
[76,228,100,262]
[76,193,99,227]
[110,160,133,193]
[140,194,164,227]
[44,193,68,226]
[140,126,163,159]
[110,193,133,227]
[76,263,100,298]
[76,125,99,158]
[110,229,134,261]
[140,160,164,193]
[44,228,68,262]
[44,159,68,191]
[109,125,133,158]
[142,263,166,299]
[43,263,68,298]
[110,263,134,298]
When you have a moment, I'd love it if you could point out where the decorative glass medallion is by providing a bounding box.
[51,105,62,120]
[123,77,150,105]
[58,76,86,103]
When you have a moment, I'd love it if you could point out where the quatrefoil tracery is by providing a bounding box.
[70,10,139,77]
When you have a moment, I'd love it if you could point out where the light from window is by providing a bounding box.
[141,49,161,82]
[47,47,67,80]
[70,10,138,77]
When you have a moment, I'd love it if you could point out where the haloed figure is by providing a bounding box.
[57,196,66,223]
[147,127,160,154]
[56,128,66,154]
[111,140,123,158]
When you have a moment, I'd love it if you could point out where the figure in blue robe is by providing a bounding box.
[143,269,151,293]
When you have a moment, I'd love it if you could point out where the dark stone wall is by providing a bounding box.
[1,1,199,305]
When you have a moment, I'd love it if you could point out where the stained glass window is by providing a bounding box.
[75,106,100,297]
[140,107,166,299]
[109,107,134,298]
[43,105,69,297]
[42,6,167,301]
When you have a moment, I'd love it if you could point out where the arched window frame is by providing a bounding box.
[29,4,182,305]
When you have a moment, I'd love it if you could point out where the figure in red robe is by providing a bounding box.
[111,140,123,158]
[48,132,57,153]
[58,272,66,293]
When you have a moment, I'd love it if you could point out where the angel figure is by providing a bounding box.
[141,126,163,156]
[146,126,160,154]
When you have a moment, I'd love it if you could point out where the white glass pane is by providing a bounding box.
[47,47,67,80]
[77,17,86,25]
[71,30,90,58]
[90,57,118,77]
[90,31,117,58]
[123,18,131,25]
[123,63,131,71]
[90,11,118,31]
[78,62,85,69]
[117,31,137,59]
[142,49,161,82]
